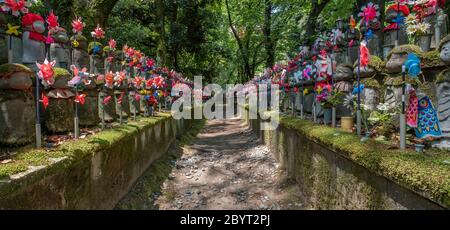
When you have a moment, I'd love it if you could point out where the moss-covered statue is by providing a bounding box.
[71,17,89,70]
[114,71,131,119]
[69,66,99,127]
[0,64,35,146]
[98,71,116,122]
[434,69,450,148]
[44,68,75,133]
[88,41,104,75]
[439,34,450,65]
[47,12,70,69]
[353,54,384,111]
[21,13,46,70]
[334,64,353,117]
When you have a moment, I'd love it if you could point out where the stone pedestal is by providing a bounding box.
[79,89,100,127]
[45,94,75,133]
[50,43,70,69]
[115,90,131,119]
[99,89,116,122]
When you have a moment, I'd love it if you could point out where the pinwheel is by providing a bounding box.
[41,93,49,110]
[134,76,143,89]
[71,17,85,34]
[1,0,31,17]
[358,2,380,24]
[108,39,117,50]
[36,59,56,87]
[46,11,59,29]
[102,96,113,105]
[104,71,114,89]
[74,94,86,105]
[352,84,365,95]
[114,71,126,87]
[91,25,105,40]
[360,41,370,67]
[404,53,421,77]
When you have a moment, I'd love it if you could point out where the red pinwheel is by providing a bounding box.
[91,25,105,40]
[105,71,114,89]
[102,96,112,105]
[41,93,49,110]
[359,2,380,24]
[2,0,30,17]
[108,39,117,50]
[74,94,86,105]
[36,59,56,87]
[134,76,143,89]
[46,11,59,29]
[71,17,85,34]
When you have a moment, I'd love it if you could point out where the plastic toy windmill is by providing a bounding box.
[1,0,31,17]
[91,25,105,40]
[71,16,85,34]
[358,2,380,25]
[36,59,56,87]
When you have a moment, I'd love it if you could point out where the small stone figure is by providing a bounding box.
[44,68,75,133]
[71,34,89,70]
[47,12,70,69]
[89,42,104,75]
[334,64,354,117]
[434,69,450,148]
[385,45,422,74]
[383,3,410,53]
[0,64,35,146]
[439,34,450,65]
[22,13,46,69]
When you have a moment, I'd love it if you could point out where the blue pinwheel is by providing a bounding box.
[352,84,365,95]
[393,14,405,26]
[365,29,374,40]
[404,53,421,77]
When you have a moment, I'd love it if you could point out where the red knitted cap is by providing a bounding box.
[22,13,44,27]
[386,4,410,16]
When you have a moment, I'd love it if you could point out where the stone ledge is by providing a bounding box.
[277,116,450,209]
[0,113,192,209]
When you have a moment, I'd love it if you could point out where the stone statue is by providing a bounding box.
[434,69,450,149]
[0,64,35,146]
[334,64,354,117]
[49,27,70,69]
[361,78,381,111]
[78,77,99,127]
[89,42,104,75]
[71,34,89,70]
[22,13,46,70]
[385,45,422,74]
[353,55,384,78]
[439,34,450,65]
[45,68,75,133]
[383,3,410,53]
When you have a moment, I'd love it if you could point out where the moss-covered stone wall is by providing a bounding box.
[245,114,448,210]
[0,114,192,210]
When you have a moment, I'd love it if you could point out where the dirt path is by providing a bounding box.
[117,119,305,210]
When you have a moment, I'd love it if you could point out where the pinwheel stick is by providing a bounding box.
[330,52,336,128]
[300,79,304,119]
[356,44,362,137]
[35,71,42,148]
[74,85,80,139]
[8,36,12,64]
[400,65,407,150]
[395,2,400,47]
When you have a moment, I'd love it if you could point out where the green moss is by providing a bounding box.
[53,67,70,79]
[353,55,385,72]
[387,44,424,60]
[0,114,172,184]
[422,50,443,67]
[280,116,450,208]
[436,69,450,84]
[71,34,87,42]
[384,74,420,86]
[361,78,381,89]
[0,64,33,78]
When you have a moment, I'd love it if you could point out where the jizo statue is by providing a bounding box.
[22,13,46,68]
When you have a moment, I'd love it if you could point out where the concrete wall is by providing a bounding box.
[247,118,446,210]
[0,117,192,210]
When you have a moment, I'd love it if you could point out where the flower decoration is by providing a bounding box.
[102,96,112,105]
[404,53,421,77]
[104,71,114,89]
[114,71,126,87]
[71,17,85,34]
[36,59,56,87]
[2,0,31,17]
[91,25,105,40]
[6,24,21,36]
[134,76,143,89]
[69,65,91,87]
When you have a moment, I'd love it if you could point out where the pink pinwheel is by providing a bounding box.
[108,39,117,50]
[69,65,90,87]
[114,71,126,87]
[134,76,143,89]
[102,96,112,105]
[359,2,380,24]
[2,0,30,17]
[135,94,141,101]
[91,25,105,40]
[147,58,155,67]
[36,59,56,87]
[71,17,85,34]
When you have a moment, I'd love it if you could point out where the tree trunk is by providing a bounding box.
[225,0,252,82]
[303,0,331,45]
[263,0,275,68]
[155,0,168,67]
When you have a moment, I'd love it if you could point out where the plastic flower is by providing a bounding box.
[416,22,431,34]
[72,40,80,48]
[114,71,126,87]
[71,17,85,34]
[46,11,59,29]
[91,25,105,40]
[2,0,31,17]
[104,71,114,89]
[6,24,21,36]
[134,76,143,89]
[377,103,389,112]
[36,59,56,86]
